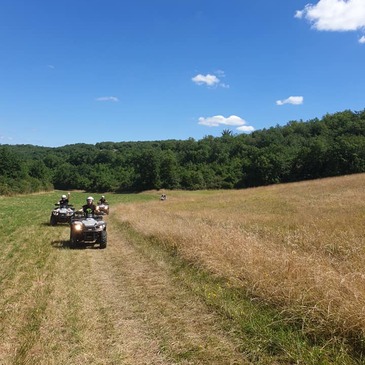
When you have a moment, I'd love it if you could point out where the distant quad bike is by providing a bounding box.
[69,210,107,249]
[97,202,109,215]
[50,203,75,226]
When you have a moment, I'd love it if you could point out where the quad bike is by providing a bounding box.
[97,202,109,215]
[69,210,107,249]
[50,203,75,226]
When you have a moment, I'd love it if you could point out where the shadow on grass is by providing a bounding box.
[51,240,102,250]
[41,222,71,228]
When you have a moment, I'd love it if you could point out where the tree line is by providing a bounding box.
[1,109,365,195]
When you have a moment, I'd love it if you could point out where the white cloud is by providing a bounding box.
[47,64,55,69]
[237,125,255,132]
[359,35,365,43]
[96,96,119,102]
[198,115,254,132]
[295,10,305,18]
[192,74,220,86]
[295,0,365,31]
[276,96,304,106]
[192,71,230,88]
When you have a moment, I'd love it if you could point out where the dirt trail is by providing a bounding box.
[84,217,247,364]
[17,215,248,365]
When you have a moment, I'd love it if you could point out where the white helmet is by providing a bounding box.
[61,195,67,199]
[87,196,94,202]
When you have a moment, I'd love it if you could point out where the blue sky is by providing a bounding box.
[1,0,364,147]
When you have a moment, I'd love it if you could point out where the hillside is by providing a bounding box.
[0,174,364,364]
[1,108,365,195]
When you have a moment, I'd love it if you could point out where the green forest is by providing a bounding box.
[1,109,365,195]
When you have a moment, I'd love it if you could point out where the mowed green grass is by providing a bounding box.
[0,191,155,364]
[0,190,155,273]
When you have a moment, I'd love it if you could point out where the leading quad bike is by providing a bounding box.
[69,209,107,249]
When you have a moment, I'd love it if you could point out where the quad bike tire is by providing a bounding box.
[99,230,107,249]
[69,233,78,249]
[50,215,57,226]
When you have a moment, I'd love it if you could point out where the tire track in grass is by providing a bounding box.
[85,215,248,365]
[30,228,126,365]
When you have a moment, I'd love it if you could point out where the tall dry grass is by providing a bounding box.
[116,174,365,340]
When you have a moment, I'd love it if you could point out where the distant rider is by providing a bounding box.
[82,196,96,216]
[98,195,108,205]
[58,193,70,206]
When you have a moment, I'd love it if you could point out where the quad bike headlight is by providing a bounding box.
[74,224,83,231]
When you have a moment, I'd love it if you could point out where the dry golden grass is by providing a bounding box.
[117,174,365,340]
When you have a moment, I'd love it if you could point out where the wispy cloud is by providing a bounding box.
[192,74,220,86]
[95,96,119,102]
[359,35,365,43]
[295,0,365,35]
[47,65,55,69]
[198,115,254,132]
[0,134,13,142]
[276,96,304,106]
[237,125,255,132]
[192,71,230,88]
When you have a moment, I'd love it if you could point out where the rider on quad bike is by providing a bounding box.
[98,195,108,205]
[58,193,70,206]
[70,196,107,249]
[96,195,110,215]
[82,196,97,216]
[50,192,74,225]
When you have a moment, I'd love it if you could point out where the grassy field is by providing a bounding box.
[116,173,365,363]
[0,175,364,364]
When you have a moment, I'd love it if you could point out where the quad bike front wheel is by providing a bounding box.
[50,215,57,226]
[69,233,79,249]
[98,230,107,249]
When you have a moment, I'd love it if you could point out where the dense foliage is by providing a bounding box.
[1,109,365,195]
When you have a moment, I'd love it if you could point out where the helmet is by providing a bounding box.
[101,195,105,198]
[61,195,67,199]
[87,196,94,202]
